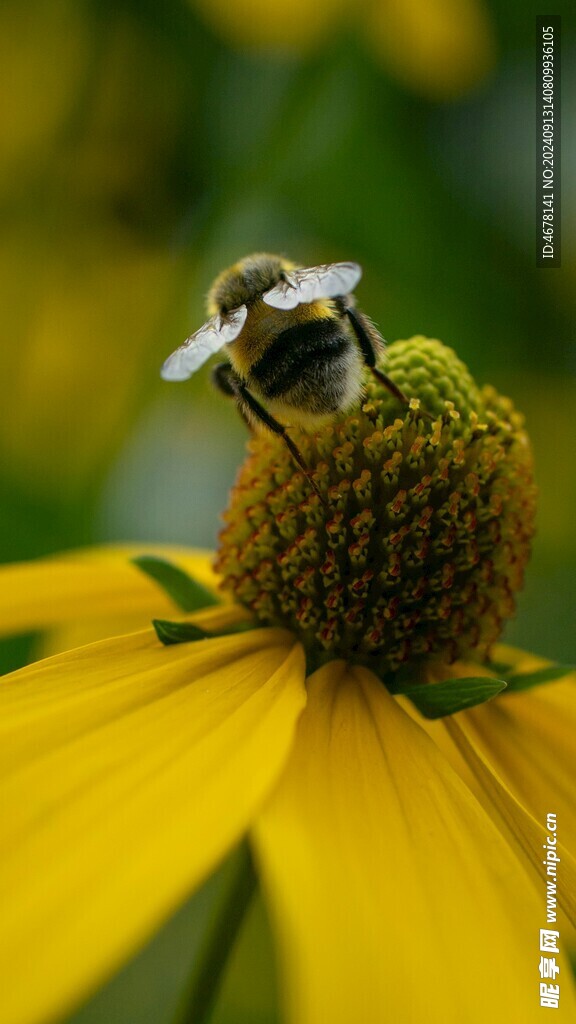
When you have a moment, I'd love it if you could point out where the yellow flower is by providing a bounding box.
[1,339,575,1024]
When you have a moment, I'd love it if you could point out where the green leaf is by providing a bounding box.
[132,556,219,612]
[505,664,575,692]
[153,619,212,646]
[395,677,508,719]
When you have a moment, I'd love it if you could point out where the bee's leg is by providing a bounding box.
[345,306,411,405]
[345,306,433,419]
[212,362,253,431]
[212,363,328,507]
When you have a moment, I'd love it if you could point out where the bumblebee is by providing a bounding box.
[161,253,411,497]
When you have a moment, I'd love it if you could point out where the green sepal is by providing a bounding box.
[153,619,212,646]
[394,677,508,719]
[505,664,575,692]
[132,555,220,612]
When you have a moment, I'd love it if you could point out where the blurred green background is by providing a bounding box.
[1,0,574,1021]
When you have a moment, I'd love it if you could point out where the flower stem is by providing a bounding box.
[174,841,258,1024]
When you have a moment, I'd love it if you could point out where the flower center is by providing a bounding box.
[215,337,536,679]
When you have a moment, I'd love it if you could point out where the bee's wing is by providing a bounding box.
[160,305,248,381]
[262,261,362,310]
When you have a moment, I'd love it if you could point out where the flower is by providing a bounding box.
[215,337,536,676]
[1,338,575,1024]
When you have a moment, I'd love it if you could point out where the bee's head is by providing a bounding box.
[207,253,296,316]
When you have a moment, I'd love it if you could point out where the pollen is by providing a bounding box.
[214,337,537,678]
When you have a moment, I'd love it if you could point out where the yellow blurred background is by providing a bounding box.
[1,1,574,1020]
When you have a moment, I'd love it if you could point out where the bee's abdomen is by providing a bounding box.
[250,320,348,398]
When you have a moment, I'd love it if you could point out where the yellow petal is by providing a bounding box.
[253,662,575,1024]
[443,714,576,929]
[0,627,306,1024]
[468,671,576,855]
[0,544,222,639]
[418,645,576,926]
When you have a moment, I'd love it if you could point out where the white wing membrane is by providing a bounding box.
[262,261,362,310]
[160,305,248,381]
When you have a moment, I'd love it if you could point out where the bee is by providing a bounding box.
[161,253,412,500]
